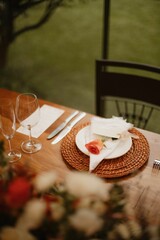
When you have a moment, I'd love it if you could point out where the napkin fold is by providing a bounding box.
[87,116,133,171]
[91,116,133,138]
[17,104,64,138]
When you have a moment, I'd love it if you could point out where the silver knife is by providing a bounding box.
[51,112,86,144]
[47,110,79,140]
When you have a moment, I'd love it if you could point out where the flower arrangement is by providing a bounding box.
[0,140,159,240]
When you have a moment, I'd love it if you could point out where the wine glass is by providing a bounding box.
[16,93,42,153]
[0,98,22,163]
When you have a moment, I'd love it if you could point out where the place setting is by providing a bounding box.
[61,116,150,178]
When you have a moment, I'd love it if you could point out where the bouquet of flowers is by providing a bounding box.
[0,140,159,240]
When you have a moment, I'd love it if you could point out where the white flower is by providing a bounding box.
[116,223,131,239]
[65,171,109,201]
[69,208,103,236]
[124,201,135,217]
[76,197,107,216]
[33,171,58,192]
[128,220,142,237]
[0,227,36,240]
[91,200,107,216]
[50,202,65,221]
[16,199,46,230]
[77,196,91,208]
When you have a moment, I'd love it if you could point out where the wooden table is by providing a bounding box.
[0,88,92,178]
[0,88,160,223]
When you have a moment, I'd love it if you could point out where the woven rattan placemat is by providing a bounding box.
[61,123,150,178]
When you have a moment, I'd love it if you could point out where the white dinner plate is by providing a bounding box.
[75,126,132,159]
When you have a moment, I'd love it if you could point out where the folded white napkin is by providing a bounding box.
[91,116,133,138]
[17,104,64,138]
[87,116,133,171]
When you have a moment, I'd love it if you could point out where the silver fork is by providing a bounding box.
[152,159,160,173]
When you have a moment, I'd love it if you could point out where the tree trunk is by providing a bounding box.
[0,32,9,68]
[0,0,13,69]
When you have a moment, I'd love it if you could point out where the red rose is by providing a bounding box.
[6,177,32,209]
[85,139,103,154]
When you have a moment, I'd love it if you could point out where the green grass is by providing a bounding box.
[109,0,160,63]
[0,0,160,117]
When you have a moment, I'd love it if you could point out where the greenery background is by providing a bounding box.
[0,0,160,115]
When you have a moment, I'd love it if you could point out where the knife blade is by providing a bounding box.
[47,110,79,139]
[51,112,86,144]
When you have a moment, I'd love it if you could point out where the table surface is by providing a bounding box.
[0,88,160,223]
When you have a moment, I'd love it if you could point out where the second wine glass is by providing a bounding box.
[16,93,42,153]
[0,98,22,163]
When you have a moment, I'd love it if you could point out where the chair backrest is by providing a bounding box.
[96,59,160,131]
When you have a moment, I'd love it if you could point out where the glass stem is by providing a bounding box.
[28,125,33,145]
[8,138,12,152]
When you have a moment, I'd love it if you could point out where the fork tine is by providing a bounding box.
[152,159,160,174]
[154,159,160,165]
[155,160,160,170]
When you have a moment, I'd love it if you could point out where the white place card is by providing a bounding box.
[17,104,64,138]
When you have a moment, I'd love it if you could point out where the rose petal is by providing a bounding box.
[85,139,103,155]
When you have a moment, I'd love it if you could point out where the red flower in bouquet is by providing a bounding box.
[85,139,103,154]
[5,177,32,209]
[0,180,4,208]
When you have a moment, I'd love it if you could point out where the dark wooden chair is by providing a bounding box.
[96,59,160,131]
